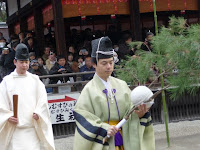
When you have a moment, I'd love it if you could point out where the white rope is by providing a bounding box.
[96,37,104,63]
[96,37,114,63]
[97,50,114,55]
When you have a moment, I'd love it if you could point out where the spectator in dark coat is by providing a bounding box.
[7,34,19,49]
[42,46,50,62]
[37,57,49,74]
[18,32,25,43]
[25,31,33,39]
[28,59,48,76]
[29,52,36,61]
[0,32,3,38]
[78,56,85,69]
[67,52,79,73]
[0,42,19,76]
[25,37,40,57]
[118,33,134,60]
[0,47,9,80]
[141,32,154,52]
[0,37,7,55]
[68,45,78,60]
[49,55,72,83]
[79,56,95,81]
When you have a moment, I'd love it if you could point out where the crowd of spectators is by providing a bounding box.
[0,26,154,91]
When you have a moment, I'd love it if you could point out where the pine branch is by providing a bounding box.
[148,63,178,88]
[117,17,200,99]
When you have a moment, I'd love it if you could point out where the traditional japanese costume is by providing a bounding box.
[0,44,55,150]
[73,37,155,150]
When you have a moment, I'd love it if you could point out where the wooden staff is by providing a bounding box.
[103,87,168,144]
[13,95,18,118]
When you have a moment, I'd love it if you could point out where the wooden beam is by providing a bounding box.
[6,0,50,24]
[20,17,27,33]
[32,0,50,8]
[5,0,14,35]
[199,0,200,10]
[129,0,142,41]
[34,8,45,56]
[52,0,67,55]
[5,0,9,19]
[17,0,20,10]
[8,23,15,36]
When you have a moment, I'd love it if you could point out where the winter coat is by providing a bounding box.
[49,63,72,84]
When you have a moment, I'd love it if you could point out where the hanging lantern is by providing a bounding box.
[81,16,86,21]
[81,16,86,25]
[180,10,185,15]
[111,14,117,24]
[111,14,116,19]
[48,22,51,27]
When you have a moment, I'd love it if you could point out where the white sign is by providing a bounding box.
[48,93,80,124]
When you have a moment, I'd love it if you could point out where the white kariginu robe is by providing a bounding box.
[0,70,55,150]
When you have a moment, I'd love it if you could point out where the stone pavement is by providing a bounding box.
[53,120,200,150]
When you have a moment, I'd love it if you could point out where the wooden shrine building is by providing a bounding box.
[5,0,200,55]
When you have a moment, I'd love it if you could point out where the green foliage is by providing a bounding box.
[168,16,188,35]
[129,41,143,50]
[0,12,6,22]
[116,17,200,100]
[0,2,7,22]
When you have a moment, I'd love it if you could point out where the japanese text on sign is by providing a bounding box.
[48,93,80,124]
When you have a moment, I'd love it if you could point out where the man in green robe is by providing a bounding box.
[73,37,155,150]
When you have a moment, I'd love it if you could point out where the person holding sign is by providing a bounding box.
[73,37,155,150]
[0,43,55,150]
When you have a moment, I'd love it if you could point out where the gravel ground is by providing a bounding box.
[154,120,200,150]
[53,120,200,150]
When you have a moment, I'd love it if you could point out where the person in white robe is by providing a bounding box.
[0,43,55,150]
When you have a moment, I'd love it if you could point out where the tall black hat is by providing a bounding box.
[91,36,114,59]
[15,43,29,60]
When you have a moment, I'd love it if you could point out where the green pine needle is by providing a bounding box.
[116,17,200,100]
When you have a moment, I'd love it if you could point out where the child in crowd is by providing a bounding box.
[77,56,85,69]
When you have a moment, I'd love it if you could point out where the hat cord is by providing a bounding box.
[96,37,114,63]
[97,50,114,55]
[96,37,104,63]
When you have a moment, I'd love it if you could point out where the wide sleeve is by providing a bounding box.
[73,85,113,150]
[122,81,155,150]
[138,111,155,150]
[0,79,16,150]
[33,78,55,150]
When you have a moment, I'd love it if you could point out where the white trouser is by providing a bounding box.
[8,127,40,150]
